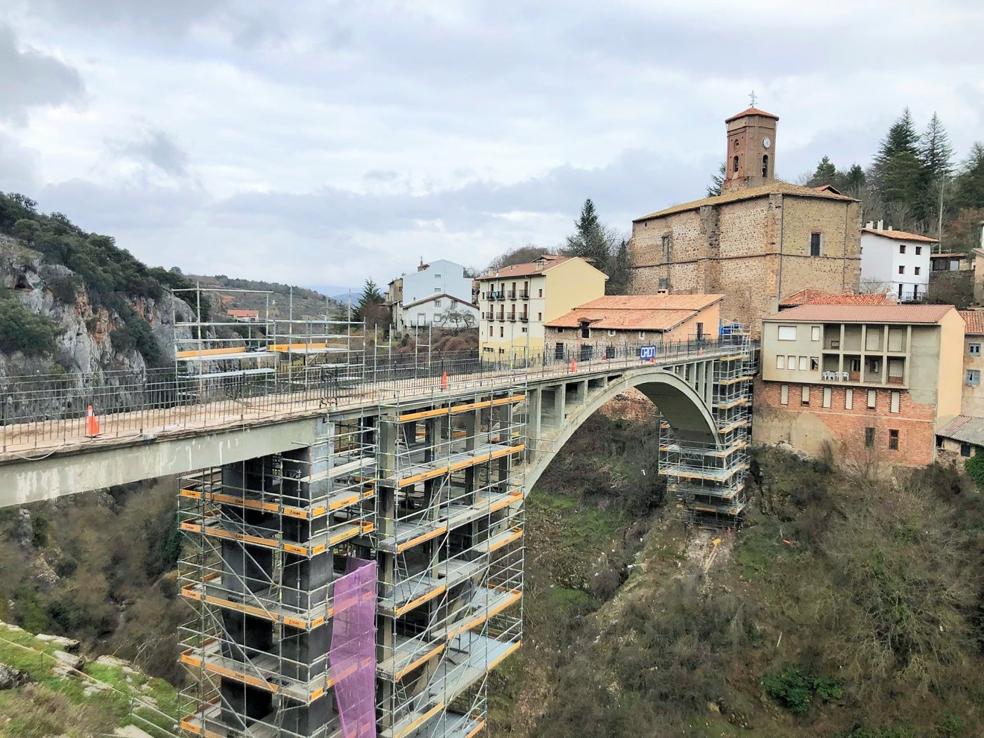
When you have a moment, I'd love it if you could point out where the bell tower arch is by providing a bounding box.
[722,106,778,192]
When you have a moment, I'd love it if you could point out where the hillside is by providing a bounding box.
[489,398,984,738]
[185,273,344,321]
[0,619,187,737]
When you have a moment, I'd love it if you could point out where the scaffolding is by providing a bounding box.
[177,329,527,738]
[660,331,756,527]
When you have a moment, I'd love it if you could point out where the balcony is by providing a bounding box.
[508,314,517,322]
[507,291,517,300]
[519,290,530,300]
[491,291,505,301]
[496,312,505,321]
[520,314,529,323]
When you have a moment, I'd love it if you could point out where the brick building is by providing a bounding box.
[628,107,862,334]
[753,303,964,469]
[544,293,722,360]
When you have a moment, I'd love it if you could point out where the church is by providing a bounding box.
[628,106,862,334]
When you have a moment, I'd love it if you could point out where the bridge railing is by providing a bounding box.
[0,334,754,451]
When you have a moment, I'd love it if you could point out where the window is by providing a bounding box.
[778,325,797,341]
[733,155,739,173]
[850,358,861,372]
[658,277,669,290]
[811,325,821,341]
[915,246,922,255]
[865,427,875,448]
[554,342,564,359]
[899,244,906,254]
[822,387,832,408]
[557,328,564,334]
[537,312,542,321]
[788,355,796,368]
[798,356,808,371]
[434,273,441,278]
[961,442,972,458]
[780,384,790,405]
[888,429,899,450]
[538,289,543,297]
[914,266,921,275]
[970,343,981,356]
[867,390,877,409]
[810,232,822,256]
[898,265,905,274]
[434,298,442,307]
[605,345,616,359]
[890,391,900,413]
[499,327,504,337]
[845,389,853,409]
[810,357,819,371]
[580,324,590,339]
[762,154,769,178]
[967,369,981,386]
[776,355,785,369]
[801,385,810,406]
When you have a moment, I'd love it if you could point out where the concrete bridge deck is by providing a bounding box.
[0,340,750,506]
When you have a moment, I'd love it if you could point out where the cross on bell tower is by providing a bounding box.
[722,103,779,192]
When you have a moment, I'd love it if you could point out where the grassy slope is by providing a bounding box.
[0,621,189,737]
[490,415,984,737]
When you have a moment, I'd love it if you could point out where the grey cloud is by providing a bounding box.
[26,0,228,35]
[39,178,202,232]
[110,128,190,178]
[0,24,83,123]
[0,132,41,193]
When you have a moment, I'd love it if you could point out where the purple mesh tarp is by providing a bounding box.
[331,557,377,738]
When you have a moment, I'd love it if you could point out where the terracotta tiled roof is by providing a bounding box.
[725,107,779,122]
[780,289,895,308]
[476,254,574,280]
[633,181,856,222]
[227,308,259,318]
[765,303,956,324]
[545,293,723,332]
[959,310,984,336]
[862,227,939,243]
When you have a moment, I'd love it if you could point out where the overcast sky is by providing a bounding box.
[2,1,982,292]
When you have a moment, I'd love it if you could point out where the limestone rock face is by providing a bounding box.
[0,234,194,378]
[0,663,30,690]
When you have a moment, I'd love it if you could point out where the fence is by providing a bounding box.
[0,334,754,452]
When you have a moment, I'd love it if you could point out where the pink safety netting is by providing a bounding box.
[331,557,377,738]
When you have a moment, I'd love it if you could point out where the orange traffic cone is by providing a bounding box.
[85,404,100,437]
[440,371,449,390]
[569,358,576,373]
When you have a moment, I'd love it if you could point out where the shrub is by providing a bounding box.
[964,452,984,490]
[762,665,843,715]
[0,297,58,355]
[46,274,79,303]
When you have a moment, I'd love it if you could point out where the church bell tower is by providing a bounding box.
[722,105,778,192]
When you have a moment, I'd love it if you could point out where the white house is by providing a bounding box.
[388,259,476,330]
[860,221,937,302]
[403,293,479,330]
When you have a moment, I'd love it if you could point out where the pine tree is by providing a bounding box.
[919,113,954,179]
[869,109,927,227]
[605,239,631,295]
[807,156,838,187]
[354,279,385,324]
[564,198,612,268]
[840,164,866,198]
[706,163,725,197]
[954,142,984,210]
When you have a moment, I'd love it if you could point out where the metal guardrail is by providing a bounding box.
[0,335,754,453]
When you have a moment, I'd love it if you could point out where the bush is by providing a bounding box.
[762,665,843,715]
[46,274,79,303]
[964,452,984,490]
[0,297,58,355]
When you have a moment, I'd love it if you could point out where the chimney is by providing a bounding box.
[865,221,873,229]
[887,226,893,231]
[876,219,884,230]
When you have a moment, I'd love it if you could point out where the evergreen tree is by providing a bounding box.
[954,143,984,210]
[869,109,927,227]
[841,164,866,198]
[919,113,954,179]
[706,163,725,197]
[564,198,613,267]
[605,239,631,295]
[807,156,838,187]
[353,279,386,328]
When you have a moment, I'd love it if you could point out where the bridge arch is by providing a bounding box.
[526,366,718,488]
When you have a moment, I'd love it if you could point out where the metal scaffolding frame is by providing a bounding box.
[660,331,756,527]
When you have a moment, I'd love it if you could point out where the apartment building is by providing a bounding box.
[387,259,475,331]
[936,310,984,457]
[544,294,722,360]
[476,255,607,360]
[753,303,963,467]
[859,222,936,302]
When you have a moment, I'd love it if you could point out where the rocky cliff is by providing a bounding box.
[0,234,193,379]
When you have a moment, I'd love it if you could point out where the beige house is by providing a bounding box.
[628,107,862,335]
[935,310,984,458]
[754,304,963,468]
[544,294,722,360]
[476,255,607,361]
